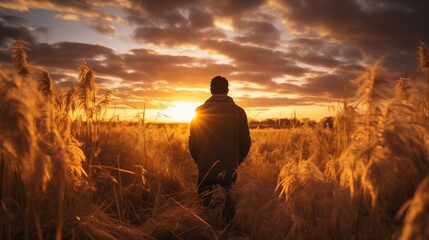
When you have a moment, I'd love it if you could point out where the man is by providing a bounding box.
[189,76,251,207]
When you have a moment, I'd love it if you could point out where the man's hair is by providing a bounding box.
[210,76,229,94]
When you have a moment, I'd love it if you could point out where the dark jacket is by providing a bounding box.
[189,95,251,182]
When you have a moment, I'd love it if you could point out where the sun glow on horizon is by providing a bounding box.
[163,101,201,122]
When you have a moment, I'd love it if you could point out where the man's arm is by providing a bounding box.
[189,118,199,164]
[238,109,251,164]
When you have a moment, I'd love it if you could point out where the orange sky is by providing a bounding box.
[0,0,428,122]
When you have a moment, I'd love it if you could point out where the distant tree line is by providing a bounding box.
[249,117,334,129]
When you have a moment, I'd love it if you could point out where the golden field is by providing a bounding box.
[1,40,429,239]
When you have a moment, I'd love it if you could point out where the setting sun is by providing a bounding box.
[164,101,201,122]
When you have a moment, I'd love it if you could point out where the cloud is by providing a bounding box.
[0,13,26,24]
[287,37,363,66]
[0,40,232,96]
[126,0,198,27]
[233,20,281,47]
[126,0,275,47]
[0,21,35,47]
[277,0,429,52]
[211,0,266,16]
[236,96,325,108]
[50,72,76,88]
[272,0,429,86]
[200,40,308,78]
[29,42,118,70]
[299,74,352,98]
[0,35,351,106]
[119,48,236,86]
[90,21,116,35]
[133,26,226,46]
[0,1,30,11]
[55,13,117,36]
[107,87,210,107]
[1,0,428,116]
[189,7,214,29]
[33,26,49,35]
[55,13,80,21]
[0,0,124,22]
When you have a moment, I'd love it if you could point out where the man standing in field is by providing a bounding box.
[189,76,251,209]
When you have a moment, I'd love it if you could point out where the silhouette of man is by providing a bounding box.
[189,76,251,208]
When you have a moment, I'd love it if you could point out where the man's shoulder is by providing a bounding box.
[234,104,246,114]
[195,104,205,112]
[197,97,245,114]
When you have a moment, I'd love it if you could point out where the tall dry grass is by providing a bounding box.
[1,40,429,239]
[0,43,143,240]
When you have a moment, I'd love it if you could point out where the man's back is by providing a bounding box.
[189,95,250,182]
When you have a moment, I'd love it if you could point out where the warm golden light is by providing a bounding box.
[214,17,234,31]
[164,101,201,122]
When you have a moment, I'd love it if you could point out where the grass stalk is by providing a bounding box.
[355,189,364,239]
[117,155,124,222]
[0,148,4,237]
[33,208,43,240]
[55,179,65,240]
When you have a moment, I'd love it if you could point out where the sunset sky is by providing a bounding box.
[1,0,428,122]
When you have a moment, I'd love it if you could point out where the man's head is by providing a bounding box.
[210,76,229,94]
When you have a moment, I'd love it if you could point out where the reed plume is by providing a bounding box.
[0,70,37,183]
[65,86,77,113]
[418,40,429,87]
[95,90,113,119]
[9,40,31,77]
[394,77,412,103]
[77,62,96,120]
[417,40,429,117]
[400,174,429,240]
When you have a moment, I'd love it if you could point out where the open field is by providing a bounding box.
[1,41,429,239]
